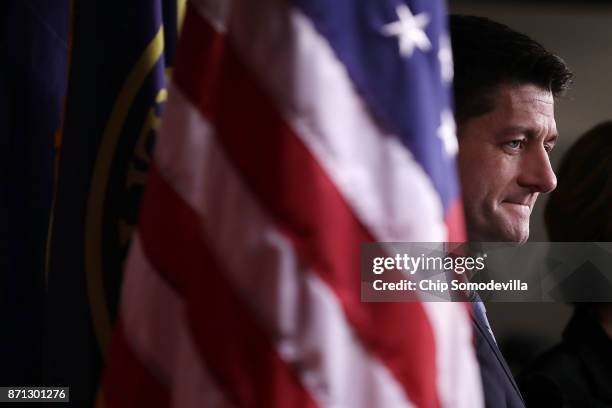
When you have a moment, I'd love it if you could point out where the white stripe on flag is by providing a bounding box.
[422,303,484,408]
[121,235,234,408]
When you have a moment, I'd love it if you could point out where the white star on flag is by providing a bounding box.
[438,34,454,83]
[437,109,458,156]
[381,4,432,58]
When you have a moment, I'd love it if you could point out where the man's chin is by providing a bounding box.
[493,224,529,243]
[468,220,529,243]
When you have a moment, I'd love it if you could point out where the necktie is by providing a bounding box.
[471,293,497,343]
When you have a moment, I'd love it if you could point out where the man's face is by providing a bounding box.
[457,84,558,243]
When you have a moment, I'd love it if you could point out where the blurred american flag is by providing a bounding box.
[100,0,483,407]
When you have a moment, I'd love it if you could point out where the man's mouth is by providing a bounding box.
[501,200,532,213]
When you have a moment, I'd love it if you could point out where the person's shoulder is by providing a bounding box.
[519,343,588,408]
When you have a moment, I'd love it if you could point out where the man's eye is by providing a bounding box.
[506,140,524,150]
[544,144,554,153]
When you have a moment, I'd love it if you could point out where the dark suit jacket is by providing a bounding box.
[519,309,612,408]
[472,304,526,408]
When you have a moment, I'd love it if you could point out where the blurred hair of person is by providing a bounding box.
[519,121,612,407]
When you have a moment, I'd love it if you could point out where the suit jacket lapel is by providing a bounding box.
[472,313,525,404]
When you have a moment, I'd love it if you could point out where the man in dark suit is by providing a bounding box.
[449,15,573,408]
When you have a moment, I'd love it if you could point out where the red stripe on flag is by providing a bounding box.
[170,9,441,408]
[101,323,169,408]
[139,165,320,408]
[445,198,467,242]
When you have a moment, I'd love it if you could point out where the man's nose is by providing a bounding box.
[517,146,557,193]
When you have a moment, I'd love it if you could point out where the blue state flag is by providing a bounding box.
[45,1,183,405]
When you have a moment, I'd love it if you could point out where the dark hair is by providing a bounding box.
[449,15,573,124]
[545,121,612,242]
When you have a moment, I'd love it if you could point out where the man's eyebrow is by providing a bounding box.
[495,125,531,139]
[496,126,558,142]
